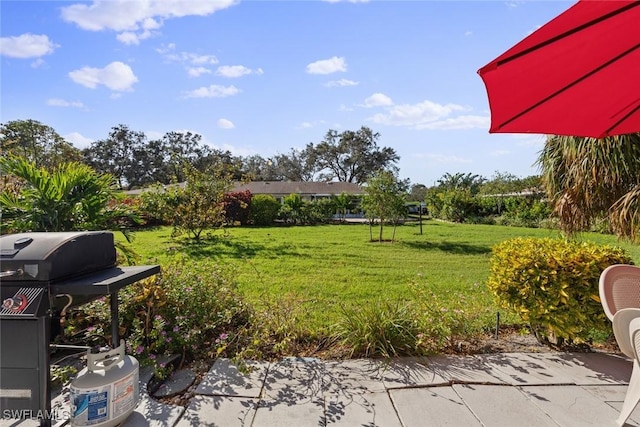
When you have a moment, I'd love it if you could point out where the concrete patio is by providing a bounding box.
[3,351,640,426]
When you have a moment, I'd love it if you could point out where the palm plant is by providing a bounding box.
[0,155,137,232]
[536,133,640,241]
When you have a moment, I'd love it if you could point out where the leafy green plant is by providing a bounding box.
[0,156,121,232]
[172,165,231,239]
[67,259,252,378]
[138,185,183,226]
[249,194,280,225]
[487,237,632,344]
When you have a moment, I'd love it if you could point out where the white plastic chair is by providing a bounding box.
[619,317,640,425]
[599,264,640,425]
[599,264,640,358]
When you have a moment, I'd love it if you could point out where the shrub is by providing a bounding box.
[250,194,280,225]
[224,190,252,225]
[487,237,632,345]
[138,185,183,226]
[66,259,252,378]
[502,196,552,228]
[305,198,335,224]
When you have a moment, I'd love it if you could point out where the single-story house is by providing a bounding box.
[230,181,363,203]
[126,181,363,203]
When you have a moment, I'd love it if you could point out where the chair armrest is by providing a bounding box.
[613,308,640,358]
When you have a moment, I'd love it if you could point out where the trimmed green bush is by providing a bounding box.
[250,194,280,225]
[487,237,632,344]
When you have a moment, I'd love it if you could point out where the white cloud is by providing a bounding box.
[306,56,347,74]
[61,0,239,44]
[161,50,218,65]
[367,99,489,130]
[296,120,327,129]
[216,65,263,78]
[325,78,358,88]
[31,58,45,68]
[64,132,94,148]
[69,61,138,92]
[183,85,241,98]
[414,115,490,130]
[361,93,393,108]
[116,30,156,45]
[0,33,59,58]
[218,118,235,129]
[158,44,220,76]
[339,104,354,112]
[47,98,86,109]
[323,0,370,3]
[187,67,211,77]
[464,30,473,36]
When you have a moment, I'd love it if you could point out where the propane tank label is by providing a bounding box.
[71,388,109,425]
[112,371,137,418]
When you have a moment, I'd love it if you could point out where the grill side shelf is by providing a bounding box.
[50,265,160,296]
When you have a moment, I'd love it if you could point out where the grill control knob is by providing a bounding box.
[2,295,27,311]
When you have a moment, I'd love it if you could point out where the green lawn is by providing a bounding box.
[123,221,640,334]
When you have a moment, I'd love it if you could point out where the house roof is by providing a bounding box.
[230,181,363,196]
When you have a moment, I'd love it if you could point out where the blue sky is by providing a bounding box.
[1,0,573,186]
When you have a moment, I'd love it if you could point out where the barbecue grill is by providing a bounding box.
[0,231,159,424]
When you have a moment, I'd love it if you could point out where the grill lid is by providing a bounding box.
[0,231,116,282]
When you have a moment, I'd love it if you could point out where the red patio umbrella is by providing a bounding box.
[478,0,640,138]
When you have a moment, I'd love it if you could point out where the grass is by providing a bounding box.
[122,220,640,337]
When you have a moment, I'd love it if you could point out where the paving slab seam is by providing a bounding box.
[511,385,565,427]
[449,384,489,427]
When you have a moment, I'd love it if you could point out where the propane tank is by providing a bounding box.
[70,341,139,427]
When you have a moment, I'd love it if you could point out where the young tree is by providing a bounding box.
[172,164,233,240]
[361,171,408,242]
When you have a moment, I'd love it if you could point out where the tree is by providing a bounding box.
[537,133,640,241]
[408,183,428,203]
[148,131,210,184]
[0,156,118,232]
[361,171,408,242]
[436,172,486,195]
[83,124,148,190]
[309,127,399,184]
[270,148,318,182]
[172,164,233,240]
[1,119,82,169]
